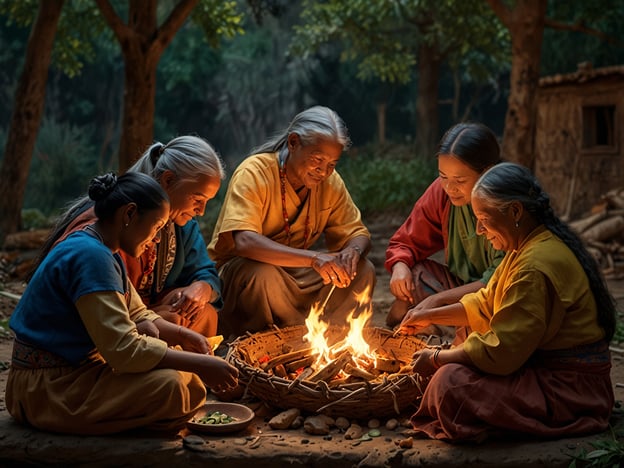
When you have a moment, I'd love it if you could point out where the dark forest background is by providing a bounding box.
[0,0,623,233]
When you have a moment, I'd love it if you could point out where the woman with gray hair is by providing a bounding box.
[398,162,616,442]
[38,135,225,339]
[209,106,375,338]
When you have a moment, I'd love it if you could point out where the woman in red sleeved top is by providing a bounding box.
[385,122,505,329]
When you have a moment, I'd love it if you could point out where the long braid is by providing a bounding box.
[530,184,616,341]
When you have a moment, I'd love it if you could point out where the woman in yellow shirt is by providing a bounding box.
[209,106,374,338]
[399,162,616,442]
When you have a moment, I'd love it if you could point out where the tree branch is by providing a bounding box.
[544,17,624,47]
[485,0,512,29]
[94,0,132,43]
[155,0,200,52]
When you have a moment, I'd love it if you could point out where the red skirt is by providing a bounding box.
[410,341,614,442]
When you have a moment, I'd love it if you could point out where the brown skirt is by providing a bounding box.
[6,341,206,435]
[410,342,614,442]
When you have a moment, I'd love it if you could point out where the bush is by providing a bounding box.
[23,117,99,217]
[338,143,437,216]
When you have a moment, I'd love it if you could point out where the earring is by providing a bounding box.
[124,223,128,227]
[515,221,519,228]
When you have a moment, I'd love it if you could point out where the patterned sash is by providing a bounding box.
[11,338,74,369]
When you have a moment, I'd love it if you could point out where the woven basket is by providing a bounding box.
[226,325,429,419]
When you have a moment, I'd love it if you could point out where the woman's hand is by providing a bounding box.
[311,252,352,288]
[136,319,160,338]
[397,306,433,335]
[389,262,414,304]
[177,326,212,355]
[196,356,239,393]
[165,282,214,324]
[411,348,440,377]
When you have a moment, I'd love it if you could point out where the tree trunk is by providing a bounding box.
[118,50,159,171]
[416,43,441,157]
[487,0,547,170]
[96,0,199,171]
[376,101,386,145]
[0,0,65,244]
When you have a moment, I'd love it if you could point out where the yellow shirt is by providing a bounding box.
[460,226,604,375]
[209,152,369,268]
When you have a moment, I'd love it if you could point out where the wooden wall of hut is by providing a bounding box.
[534,65,624,221]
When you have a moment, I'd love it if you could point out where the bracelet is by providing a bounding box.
[310,252,321,267]
[431,348,442,369]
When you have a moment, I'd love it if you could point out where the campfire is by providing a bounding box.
[226,288,433,419]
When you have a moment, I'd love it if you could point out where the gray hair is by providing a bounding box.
[252,106,351,154]
[129,135,225,183]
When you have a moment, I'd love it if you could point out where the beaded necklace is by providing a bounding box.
[279,151,311,249]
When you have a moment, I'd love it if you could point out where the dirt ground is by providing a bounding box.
[1,214,624,467]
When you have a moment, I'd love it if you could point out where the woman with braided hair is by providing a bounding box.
[398,162,616,442]
[37,135,225,338]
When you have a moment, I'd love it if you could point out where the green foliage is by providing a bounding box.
[0,0,105,78]
[21,208,51,230]
[192,0,245,48]
[338,143,437,216]
[614,313,624,345]
[23,118,97,217]
[541,0,624,75]
[291,0,508,85]
[568,423,624,467]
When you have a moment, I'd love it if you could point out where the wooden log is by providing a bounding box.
[284,355,316,372]
[262,347,314,371]
[581,216,624,243]
[344,363,377,381]
[602,188,624,209]
[307,350,352,383]
[569,211,607,235]
[288,367,314,390]
[374,357,401,373]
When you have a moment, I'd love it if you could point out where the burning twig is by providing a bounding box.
[307,350,352,383]
[344,363,377,381]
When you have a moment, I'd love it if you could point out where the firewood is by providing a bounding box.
[569,211,607,234]
[262,347,314,371]
[374,357,401,373]
[285,355,316,372]
[344,363,377,381]
[602,189,624,209]
[307,350,352,383]
[580,216,624,242]
[288,367,314,389]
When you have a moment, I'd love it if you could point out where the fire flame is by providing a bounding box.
[303,285,375,372]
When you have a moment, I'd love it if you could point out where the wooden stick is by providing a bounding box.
[307,350,352,383]
[344,363,377,381]
[285,355,316,372]
[262,347,314,371]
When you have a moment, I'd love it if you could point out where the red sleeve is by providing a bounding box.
[384,178,450,272]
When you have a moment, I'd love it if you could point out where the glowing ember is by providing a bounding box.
[303,285,375,373]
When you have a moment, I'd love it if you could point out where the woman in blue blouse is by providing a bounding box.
[6,172,238,435]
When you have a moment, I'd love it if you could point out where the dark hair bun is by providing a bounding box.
[88,173,118,201]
